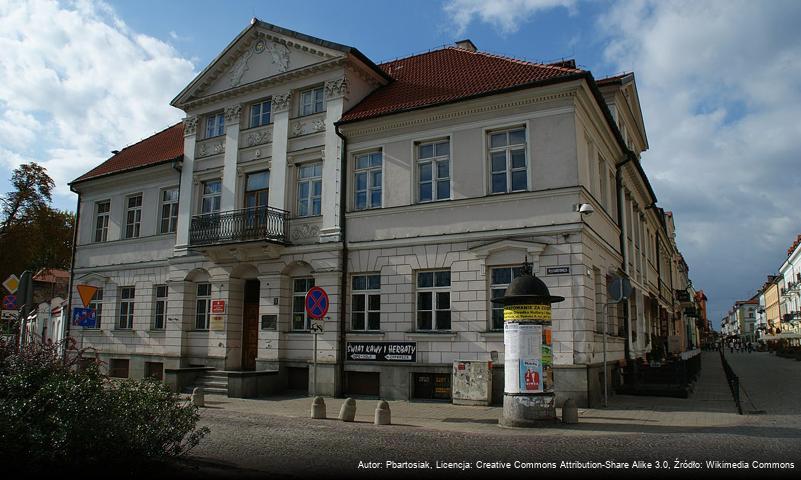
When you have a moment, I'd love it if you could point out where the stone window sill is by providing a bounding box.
[404,331,457,340]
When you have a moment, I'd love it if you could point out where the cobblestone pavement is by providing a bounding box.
[180,352,801,478]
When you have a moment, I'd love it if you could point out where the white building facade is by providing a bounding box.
[69,20,691,407]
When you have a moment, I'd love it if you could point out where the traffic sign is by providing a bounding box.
[305,287,329,320]
[77,285,98,308]
[2,274,19,294]
[2,295,17,310]
[72,307,96,328]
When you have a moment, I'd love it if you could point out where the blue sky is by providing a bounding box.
[2,0,801,326]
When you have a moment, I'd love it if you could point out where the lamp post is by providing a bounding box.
[492,260,564,427]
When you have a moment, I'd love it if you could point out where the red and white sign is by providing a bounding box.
[211,300,226,314]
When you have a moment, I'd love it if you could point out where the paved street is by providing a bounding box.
[726,351,801,417]
[176,352,801,478]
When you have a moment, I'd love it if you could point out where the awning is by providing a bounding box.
[760,333,801,340]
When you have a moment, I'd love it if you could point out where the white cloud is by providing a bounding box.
[0,0,196,204]
[598,0,801,321]
[443,0,577,35]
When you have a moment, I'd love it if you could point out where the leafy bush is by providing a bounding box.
[0,338,209,469]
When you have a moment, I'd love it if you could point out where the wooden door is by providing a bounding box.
[242,303,259,371]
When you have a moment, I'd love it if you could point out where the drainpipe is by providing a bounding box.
[335,124,348,397]
[615,154,632,362]
[64,186,81,362]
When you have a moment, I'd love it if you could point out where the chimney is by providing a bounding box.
[454,39,477,52]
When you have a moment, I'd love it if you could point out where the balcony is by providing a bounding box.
[189,206,289,247]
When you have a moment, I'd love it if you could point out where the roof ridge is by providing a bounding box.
[112,121,183,156]
[455,47,584,73]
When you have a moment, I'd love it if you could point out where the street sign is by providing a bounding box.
[305,287,329,320]
[2,274,19,294]
[72,307,96,328]
[77,285,98,308]
[2,294,17,310]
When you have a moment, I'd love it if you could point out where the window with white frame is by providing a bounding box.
[292,277,315,331]
[160,188,179,234]
[299,86,324,116]
[124,194,142,239]
[201,180,222,214]
[249,99,271,128]
[417,140,450,202]
[88,288,103,329]
[195,283,211,330]
[416,271,451,331]
[94,200,110,242]
[205,112,225,138]
[352,274,380,331]
[490,266,524,330]
[296,163,322,217]
[118,287,135,329]
[153,285,167,330]
[353,151,382,210]
[488,127,527,194]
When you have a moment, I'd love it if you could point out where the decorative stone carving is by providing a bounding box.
[246,127,272,147]
[267,41,290,73]
[224,104,242,124]
[290,223,320,242]
[292,122,304,137]
[197,141,225,158]
[183,116,198,137]
[229,48,254,87]
[311,119,326,132]
[325,77,349,99]
[272,92,292,112]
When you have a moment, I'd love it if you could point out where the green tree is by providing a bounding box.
[0,163,73,283]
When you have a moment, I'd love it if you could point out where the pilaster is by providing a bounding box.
[222,104,242,212]
[319,76,348,243]
[175,116,197,253]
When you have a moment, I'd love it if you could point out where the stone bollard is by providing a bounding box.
[311,396,326,419]
[374,400,391,425]
[191,387,205,408]
[561,398,578,424]
[338,397,356,422]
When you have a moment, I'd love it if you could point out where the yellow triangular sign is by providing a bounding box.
[77,284,98,308]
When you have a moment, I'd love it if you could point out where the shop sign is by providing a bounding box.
[346,342,416,362]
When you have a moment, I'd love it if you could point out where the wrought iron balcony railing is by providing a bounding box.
[190,206,289,246]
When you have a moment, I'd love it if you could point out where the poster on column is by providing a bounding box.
[519,359,543,392]
[542,326,554,392]
[505,323,544,394]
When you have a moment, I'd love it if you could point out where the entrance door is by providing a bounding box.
[241,280,260,371]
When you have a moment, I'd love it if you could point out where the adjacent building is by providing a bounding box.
[68,20,697,406]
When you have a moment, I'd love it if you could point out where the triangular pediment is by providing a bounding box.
[172,20,352,108]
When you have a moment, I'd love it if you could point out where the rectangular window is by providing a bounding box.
[88,288,103,329]
[125,194,142,239]
[153,285,167,330]
[195,283,211,330]
[160,188,179,234]
[417,140,450,202]
[488,127,527,194]
[352,274,381,331]
[249,99,271,128]
[416,271,451,331]
[118,286,135,330]
[299,86,325,116]
[109,359,129,378]
[490,266,524,330]
[292,278,315,331]
[353,151,382,210]
[94,200,110,242]
[296,163,322,217]
[205,112,225,138]
[245,171,269,209]
[201,180,222,214]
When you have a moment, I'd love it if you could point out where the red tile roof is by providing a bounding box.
[72,123,184,184]
[339,47,585,123]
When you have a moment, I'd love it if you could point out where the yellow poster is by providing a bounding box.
[503,304,551,322]
[210,315,225,331]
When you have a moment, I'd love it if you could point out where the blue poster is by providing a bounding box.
[519,359,543,393]
[72,308,96,328]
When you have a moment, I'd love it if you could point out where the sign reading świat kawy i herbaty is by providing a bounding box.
[346,342,417,362]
